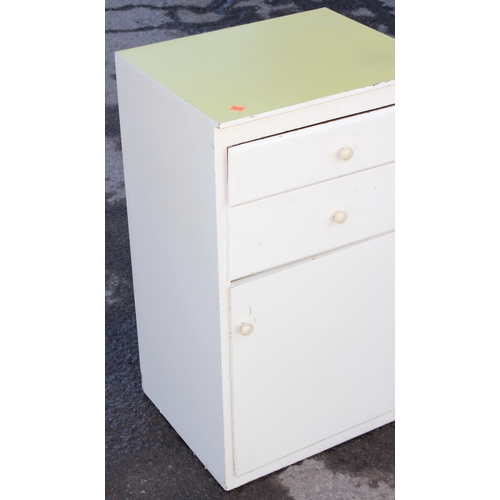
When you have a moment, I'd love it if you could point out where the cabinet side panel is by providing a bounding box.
[115,56,225,481]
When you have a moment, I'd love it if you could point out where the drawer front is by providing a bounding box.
[228,163,394,281]
[228,106,394,207]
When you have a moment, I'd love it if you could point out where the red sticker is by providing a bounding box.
[230,105,245,111]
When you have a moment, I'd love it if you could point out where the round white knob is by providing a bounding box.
[240,323,254,336]
[339,147,354,161]
[333,211,348,224]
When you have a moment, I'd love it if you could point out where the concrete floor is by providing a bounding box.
[105,1,395,498]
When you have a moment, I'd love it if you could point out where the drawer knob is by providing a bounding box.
[240,323,254,336]
[339,147,354,161]
[333,211,348,224]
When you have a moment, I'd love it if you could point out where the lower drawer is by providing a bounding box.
[228,163,394,281]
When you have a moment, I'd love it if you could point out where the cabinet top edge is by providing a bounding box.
[116,8,395,125]
[215,81,395,129]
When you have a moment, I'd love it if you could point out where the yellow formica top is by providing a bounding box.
[117,8,395,124]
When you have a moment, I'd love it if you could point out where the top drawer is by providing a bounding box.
[228,106,394,207]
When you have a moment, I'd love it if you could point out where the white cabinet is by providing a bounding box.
[116,8,395,490]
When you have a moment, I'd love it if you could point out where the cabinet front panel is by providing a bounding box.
[230,233,395,476]
[228,163,394,281]
[228,106,394,207]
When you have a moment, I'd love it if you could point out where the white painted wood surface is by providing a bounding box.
[115,55,227,483]
[117,51,395,489]
[228,105,394,207]
[230,233,395,476]
[229,163,395,281]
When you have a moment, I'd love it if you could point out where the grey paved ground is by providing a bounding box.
[105,1,395,498]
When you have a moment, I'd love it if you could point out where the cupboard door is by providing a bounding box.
[230,233,395,476]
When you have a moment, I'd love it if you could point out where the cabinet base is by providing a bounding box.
[223,410,395,490]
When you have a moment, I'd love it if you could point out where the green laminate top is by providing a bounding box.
[117,8,395,124]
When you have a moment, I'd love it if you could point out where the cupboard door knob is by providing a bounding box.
[339,147,354,161]
[240,323,254,336]
[333,211,348,224]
